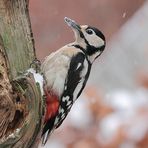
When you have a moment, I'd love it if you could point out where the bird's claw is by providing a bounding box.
[30,58,41,73]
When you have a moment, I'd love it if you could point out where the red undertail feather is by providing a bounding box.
[44,89,59,122]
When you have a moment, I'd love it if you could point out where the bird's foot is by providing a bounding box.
[30,58,41,73]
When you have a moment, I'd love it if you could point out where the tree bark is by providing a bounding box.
[0,0,44,147]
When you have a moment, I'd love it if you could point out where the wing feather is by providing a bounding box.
[55,52,91,128]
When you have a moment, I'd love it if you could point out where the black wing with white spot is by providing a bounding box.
[55,52,91,129]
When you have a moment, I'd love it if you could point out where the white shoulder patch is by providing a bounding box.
[73,59,89,101]
[76,63,82,70]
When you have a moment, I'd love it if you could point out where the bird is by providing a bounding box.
[41,17,106,144]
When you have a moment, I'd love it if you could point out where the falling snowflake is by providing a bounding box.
[122,12,127,18]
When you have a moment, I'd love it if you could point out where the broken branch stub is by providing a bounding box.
[0,38,45,147]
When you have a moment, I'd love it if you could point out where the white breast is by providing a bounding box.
[41,53,70,97]
[41,45,82,98]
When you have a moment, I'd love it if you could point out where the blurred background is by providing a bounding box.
[29,0,148,148]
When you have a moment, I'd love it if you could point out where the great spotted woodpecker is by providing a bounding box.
[41,17,106,144]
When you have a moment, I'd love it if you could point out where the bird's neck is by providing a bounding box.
[72,40,87,49]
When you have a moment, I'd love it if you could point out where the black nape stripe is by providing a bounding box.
[73,45,86,53]
[72,45,90,62]
[73,44,105,57]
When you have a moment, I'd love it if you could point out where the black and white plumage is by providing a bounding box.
[41,17,106,145]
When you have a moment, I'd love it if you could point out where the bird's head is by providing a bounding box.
[64,17,106,63]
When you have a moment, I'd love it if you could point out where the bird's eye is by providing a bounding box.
[86,29,93,35]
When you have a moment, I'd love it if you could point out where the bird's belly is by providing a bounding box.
[45,67,68,97]
[42,54,70,97]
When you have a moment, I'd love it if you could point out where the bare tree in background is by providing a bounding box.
[0,0,44,147]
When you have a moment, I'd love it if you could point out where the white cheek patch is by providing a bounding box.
[84,32,105,48]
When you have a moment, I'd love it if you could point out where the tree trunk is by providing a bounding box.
[0,0,44,147]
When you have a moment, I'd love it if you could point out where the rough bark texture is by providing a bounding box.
[0,0,44,147]
[0,0,35,79]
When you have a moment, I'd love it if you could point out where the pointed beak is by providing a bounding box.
[64,17,81,31]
